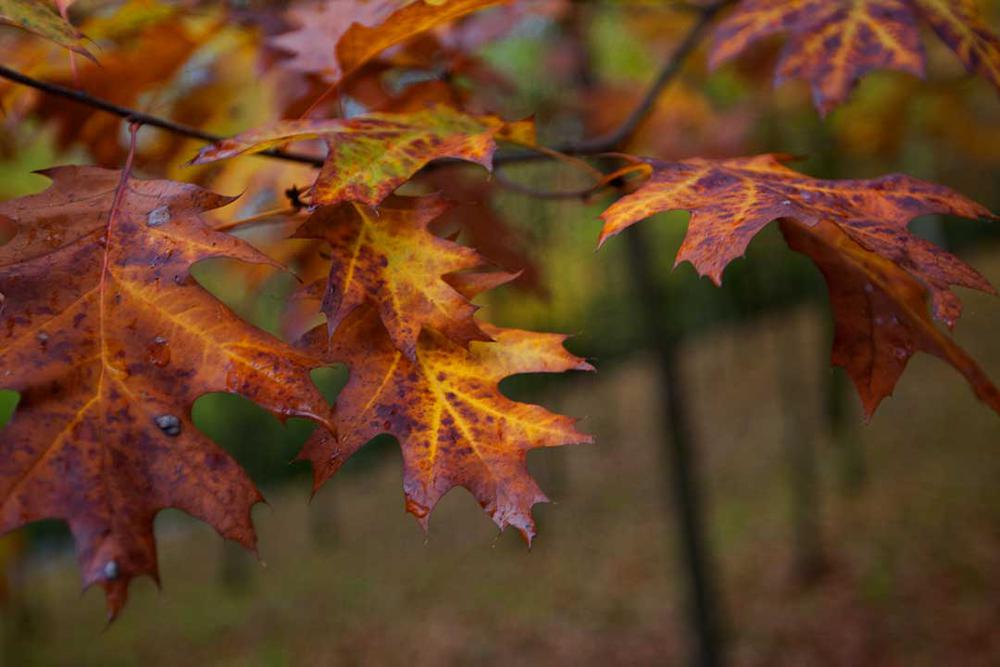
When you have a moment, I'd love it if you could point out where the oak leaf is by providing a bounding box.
[0,0,91,57]
[293,194,488,359]
[191,105,534,206]
[710,0,1000,114]
[270,0,395,81]
[0,167,332,617]
[336,0,507,83]
[297,271,593,542]
[781,219,1000,417]
[598,154,999,415]
[271,0,505,84]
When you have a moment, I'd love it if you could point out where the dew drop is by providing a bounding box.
[36,331,49,344]
[147,205,171,227]
[154,414,181,437]
[147,337,171,368]
[863,283,874,294]
[894,348,908,359]
[103,560,119,581]
[781,199,792,206]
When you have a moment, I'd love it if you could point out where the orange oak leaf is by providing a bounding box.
[710,0,1000,114]
[914,0,1000,91]
[191,105,535,206]
[0,167,332,618]
[597,154,999,415]
[336,0,507,84]
[270,0,395,81]
[781,219,1000,417]
[292,194,489,359]
[297,271,593,542]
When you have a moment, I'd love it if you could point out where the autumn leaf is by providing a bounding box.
[297,271,593,542]
[0,0,91,57]
[781,219,1000,417]
[35,12,203,165]
[271,0,505,84]
[710,0,1000,114]
[336,0,507,83]
[425,168,545,294]
[0,166,332,617]
[191,105,535,206]
[914,0,1000,91]
[292,194,489,359]
[270,0,396,81]
[597,153,999,414]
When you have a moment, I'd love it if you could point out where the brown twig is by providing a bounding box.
[492,1,728,196]
[0,64,323,168]
[0,0,727,179]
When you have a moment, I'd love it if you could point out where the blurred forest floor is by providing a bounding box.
[2,252,998,667]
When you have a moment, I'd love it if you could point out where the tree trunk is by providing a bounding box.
[624,227,725,667]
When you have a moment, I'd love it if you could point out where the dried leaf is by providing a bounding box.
[293,194,488,359]
[710,0,1000,114]
[598,154,999,415]
[913,0,1000,91]
[270,0,395,81]
[192,105,534,206]
[298,272,592,542]
[336,0,507,83]
[0,167,331,617]
[781,219,1000,417]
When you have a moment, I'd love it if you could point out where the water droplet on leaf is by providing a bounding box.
[147,337,171,367]
[154,414,181,437]
[147,205,171,227]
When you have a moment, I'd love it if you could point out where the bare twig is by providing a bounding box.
[493,1,728,197]
[558,0,730,155]
[0,64,323,167]
[491,0,730,170]
[0,0,727,182]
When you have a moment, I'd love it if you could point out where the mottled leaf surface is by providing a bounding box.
[293,194,488,359]
[913,0,1000,91]
[598,154,998,414]
[0,0,90,56]
[710,0,1000,114]
[0,167,331,617]
[298,272,592,542]
[192,106,534,206]
[782,219,1000,417]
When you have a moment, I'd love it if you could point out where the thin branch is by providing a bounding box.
[0,64,323,168]
[492,1,728,197]
[566,0,730,154]
[0,0,728,180]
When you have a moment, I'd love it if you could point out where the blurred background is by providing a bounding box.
[0,0,998,665]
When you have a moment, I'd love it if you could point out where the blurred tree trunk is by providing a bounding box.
[773,314,827,584]
[624,227,725,667]
[309,492,340,551]
[824,368,866,495]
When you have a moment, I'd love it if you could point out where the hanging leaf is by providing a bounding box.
[0,167,332,617]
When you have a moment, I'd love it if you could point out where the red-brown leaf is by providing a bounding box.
[0,167,332,617]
